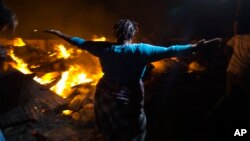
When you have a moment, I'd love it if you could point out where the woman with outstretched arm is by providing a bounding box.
[45,19,205,141]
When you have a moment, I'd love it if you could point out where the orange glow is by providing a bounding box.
[33,72,60,84]
[187,61,205,73]
[92,35,106,41]
[49,65,94,98]
[55,44,71,59]
[9,49,32,74]
[9,38,103,98]
[13,38,26,47]
[51,71,70,98]
[151,60,168,74]
[62,110,73,115]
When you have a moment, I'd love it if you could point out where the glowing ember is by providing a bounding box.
[187,61,205,73]
[151,60,168,74]
[13,38,26,47]
[30,65,40,69]
[62,110,73,115]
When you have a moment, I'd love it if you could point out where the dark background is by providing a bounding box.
[3,0,247,43]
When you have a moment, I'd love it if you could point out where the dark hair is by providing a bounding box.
[113,19,138,42]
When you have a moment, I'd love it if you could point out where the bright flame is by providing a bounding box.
[9,49,32,74]
[56,44,71,59]
[51,71,69,98]
[33,72,60,84]
[9,38,103,98]
[48,65,93,98]
[62,110,73,115]
[92,36,106,41]
[13,38,26,47]
[68,65,93,86]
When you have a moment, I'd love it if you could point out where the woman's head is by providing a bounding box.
[113,19,138,43]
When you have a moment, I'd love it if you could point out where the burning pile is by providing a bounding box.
[8,37,104,98]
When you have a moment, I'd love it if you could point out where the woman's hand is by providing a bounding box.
[191,38,222,48]
[191,39,206,48]
[43,29,74,43]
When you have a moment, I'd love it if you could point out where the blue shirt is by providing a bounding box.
[70,37,192,83]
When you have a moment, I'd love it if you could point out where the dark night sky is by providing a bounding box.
[2,0,248,43]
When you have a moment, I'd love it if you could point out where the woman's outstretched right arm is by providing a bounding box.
[44,29,84,46]
[44,29,110,56]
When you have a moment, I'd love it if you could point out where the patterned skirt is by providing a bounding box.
[94,78,147,141]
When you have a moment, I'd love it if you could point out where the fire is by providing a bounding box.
[9,49,32,74]
[9,38,32,74]
[13,38,26,47]
[62,110,73,115]
[33,72,60,84]
[9,37,104,98]
[92,35,106,41]
[49,65,93,98]
[51,71,70,98]
[55,44,71,59]
[187,61,205,73]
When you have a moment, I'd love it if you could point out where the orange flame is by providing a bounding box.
[62,110,73,115]
[187,61,205,73]
[9,38,32,74]
[33,72,60,84]
[55,44,71,59]
[49,65,93,98]
[92,36,106,41]
[9,49,32,74]
[9,38,103,98]
[13,38,26,47]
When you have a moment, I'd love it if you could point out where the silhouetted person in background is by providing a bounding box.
[0,0,17,33]
[0,0,18,99]
[0,0,17,140]
[0,0,17,70]
[207,11,250,135]
[45,19,206,141]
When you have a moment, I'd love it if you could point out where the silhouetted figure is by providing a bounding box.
[0,0,18,105]
[0,0,17,33]
[207,12,250,136]
[0,0,17,69]
[0,1,17,140]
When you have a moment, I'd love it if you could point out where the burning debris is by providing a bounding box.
[8,37,103,99]
[0,37,107,141]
